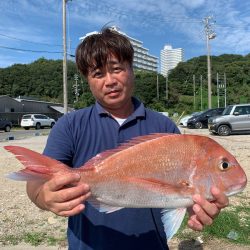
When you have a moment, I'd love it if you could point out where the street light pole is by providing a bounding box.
[203,16,216,109]
[63,0,68,114]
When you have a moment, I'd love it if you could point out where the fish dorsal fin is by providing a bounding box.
[83,133,175,168]
[124,133,176,146]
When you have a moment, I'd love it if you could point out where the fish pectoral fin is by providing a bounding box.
[125,177,185,194]
[161,208,187,240]
[87,197,124,214]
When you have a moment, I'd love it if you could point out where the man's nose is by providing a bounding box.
[105,72,116,86]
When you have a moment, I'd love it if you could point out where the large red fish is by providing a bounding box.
[4,134,247,239]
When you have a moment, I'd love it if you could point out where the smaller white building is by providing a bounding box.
[160,45,184,77]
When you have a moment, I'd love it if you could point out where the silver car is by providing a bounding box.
[208,104,250,136]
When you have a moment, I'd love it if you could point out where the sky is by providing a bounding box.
[0,0,249,69]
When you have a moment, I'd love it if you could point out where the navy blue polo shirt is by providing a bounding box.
[44,98,180,250]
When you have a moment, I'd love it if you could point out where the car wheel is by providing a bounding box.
[5,125,11,132]
[24,127,30,130]
[218,125,231,136]
[35,123,41,130]
[51,122,55,128]
[195,122,203,129]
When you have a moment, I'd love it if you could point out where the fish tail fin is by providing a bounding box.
[6,167,51,181]
[4,145,69,181]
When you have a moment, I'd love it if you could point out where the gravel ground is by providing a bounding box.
[0,129,249,250]
[0,136,67,250]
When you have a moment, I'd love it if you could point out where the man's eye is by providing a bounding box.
[93,72,103,78]
[113,67,122,72]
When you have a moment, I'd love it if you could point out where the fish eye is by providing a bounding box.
[219,161,230,170]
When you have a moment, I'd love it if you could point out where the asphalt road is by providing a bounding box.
[0,128,51,142]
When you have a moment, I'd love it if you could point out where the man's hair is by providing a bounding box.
[75,27,134,77]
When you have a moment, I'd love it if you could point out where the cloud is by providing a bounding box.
[179,0,205,9]
[0,0,249,68]
[45,1,250,54]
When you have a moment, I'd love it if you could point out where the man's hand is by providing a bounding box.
[27,173,91,217]
[187,186,229,231]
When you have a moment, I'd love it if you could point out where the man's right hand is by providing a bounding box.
[26,173,91,217]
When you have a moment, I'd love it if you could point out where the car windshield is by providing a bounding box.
[22,115,31,119]
[191,111,202,116]
[222,106,233,115]
[194,110,207,116]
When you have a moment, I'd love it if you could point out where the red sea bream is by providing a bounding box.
[4,133,247,239]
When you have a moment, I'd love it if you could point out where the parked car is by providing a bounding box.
[179,112,202,127]
[21,114,55,130]
[208,103,250,136]
[187,108,224,129]
[0,118,12,132]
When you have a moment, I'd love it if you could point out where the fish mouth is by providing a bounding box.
[226,180,247,197]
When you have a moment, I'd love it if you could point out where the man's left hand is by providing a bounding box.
[187,186,229,231]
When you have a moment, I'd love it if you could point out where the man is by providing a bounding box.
[26,27,228,250]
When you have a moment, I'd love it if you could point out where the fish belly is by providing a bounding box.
[91,179,194,209]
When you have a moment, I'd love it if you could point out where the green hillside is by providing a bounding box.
[0,54,249,115]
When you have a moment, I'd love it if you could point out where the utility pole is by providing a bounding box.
[63,0,68,114]
[165,74,169,101]
[193,75,196,110]
[73,74,79,102]
[156,73,159,100]
[200,75,203,111]
[203,16,216,109]
[217,72,220,108]
[224,72,227,107]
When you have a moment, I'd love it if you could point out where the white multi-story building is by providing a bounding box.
[80,27,158,72]
[160,45,184,77]
[128,35,158,72]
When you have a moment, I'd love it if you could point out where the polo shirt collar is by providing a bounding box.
[95,97,145,120]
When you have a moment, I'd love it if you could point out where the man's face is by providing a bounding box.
[87,55,134,111]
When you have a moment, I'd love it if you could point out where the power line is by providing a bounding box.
[0,33,62,47]
[0,45,62,54]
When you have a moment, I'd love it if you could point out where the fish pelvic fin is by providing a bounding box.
[161,208,186,240]
[4,145,69,181]
[87,197,124,214]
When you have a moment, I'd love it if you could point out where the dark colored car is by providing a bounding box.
[0,118,12,132]
[187,108,225,129]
